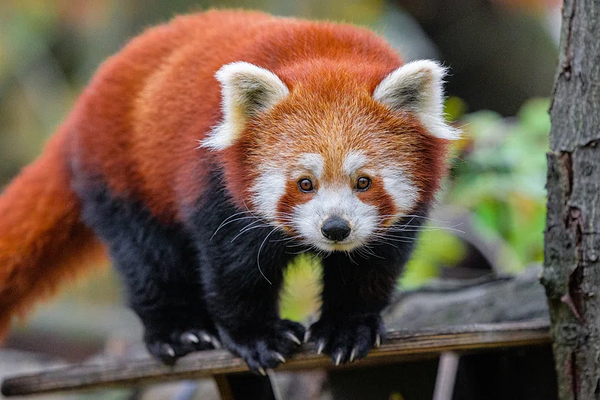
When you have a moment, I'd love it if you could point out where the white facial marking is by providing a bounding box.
[292,186,379,252]
[251,169,286,222]
[381,167,418,212]
[202,62,289,150]
[343,151,367,176]
[298,153,325,178]
[373,60,460,140]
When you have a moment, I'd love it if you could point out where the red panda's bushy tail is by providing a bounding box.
[0,127,106,341]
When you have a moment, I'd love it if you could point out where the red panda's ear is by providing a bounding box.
[202,62,289,150]
[373,60,460,140]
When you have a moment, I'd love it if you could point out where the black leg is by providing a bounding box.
[75,181,217,364]
[308,217,423,365]
[188,178,306,374]
[197,224,305,373]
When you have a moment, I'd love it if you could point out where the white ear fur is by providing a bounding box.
[202,62,289,150]
[373,60,460,140]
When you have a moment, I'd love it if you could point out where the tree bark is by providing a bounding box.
[543,0,600,399]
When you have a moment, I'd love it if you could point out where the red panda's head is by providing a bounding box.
[202,60,459,252]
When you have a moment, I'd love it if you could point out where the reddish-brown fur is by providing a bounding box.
[0,126,106,339]
[242,73,448,224]
[0,10,449,341]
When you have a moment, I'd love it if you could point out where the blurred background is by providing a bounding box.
[0,0,559,399]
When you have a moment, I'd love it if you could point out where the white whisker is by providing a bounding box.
[231,223,270,242]
[257,227,280,285]
[211,211,256,240]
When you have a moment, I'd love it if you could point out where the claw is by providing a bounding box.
[164,344,175,358]
[210,336,222,349]
[181,332,199,344]
[200,332,213,343]
[375,334,381,348]
[258,367,267,376]
[274,352,286,363]
[335,352,342,366]
[317,341,325,355]
[286,331,302,345]
[304,330,311,343]
[350,348,357,363]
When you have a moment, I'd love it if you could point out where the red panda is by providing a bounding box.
[0,10,458,372]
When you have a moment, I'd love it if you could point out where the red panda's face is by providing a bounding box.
[245,96,440,252]
[204,61,458,252]
[252,150,416,252]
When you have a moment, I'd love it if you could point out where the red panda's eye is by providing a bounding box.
[356,177,371,191]
[298,178,314,193]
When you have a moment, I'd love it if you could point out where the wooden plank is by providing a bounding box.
[1,320,549,397]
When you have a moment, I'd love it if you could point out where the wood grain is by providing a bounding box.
[1,320,550,397]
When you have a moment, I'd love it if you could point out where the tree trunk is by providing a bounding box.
[543,0,600,399]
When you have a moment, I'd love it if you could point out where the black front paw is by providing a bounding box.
[307,314,384,365]
[145,328,221,365]
[218,319,305,374]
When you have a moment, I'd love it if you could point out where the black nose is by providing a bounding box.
[321,217,351,241]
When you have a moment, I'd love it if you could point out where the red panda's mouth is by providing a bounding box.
[324,242,364,252]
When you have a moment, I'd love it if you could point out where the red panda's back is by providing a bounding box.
[66,11,272,220]
[68,11,402,222]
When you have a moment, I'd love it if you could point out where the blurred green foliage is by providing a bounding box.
[401,98,550,288]
[450,99,549,265]
[280,255,322,321]
[400,229,467,289]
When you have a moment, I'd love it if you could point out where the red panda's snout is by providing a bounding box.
[321,217,350,242]
[289,181,386,252]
